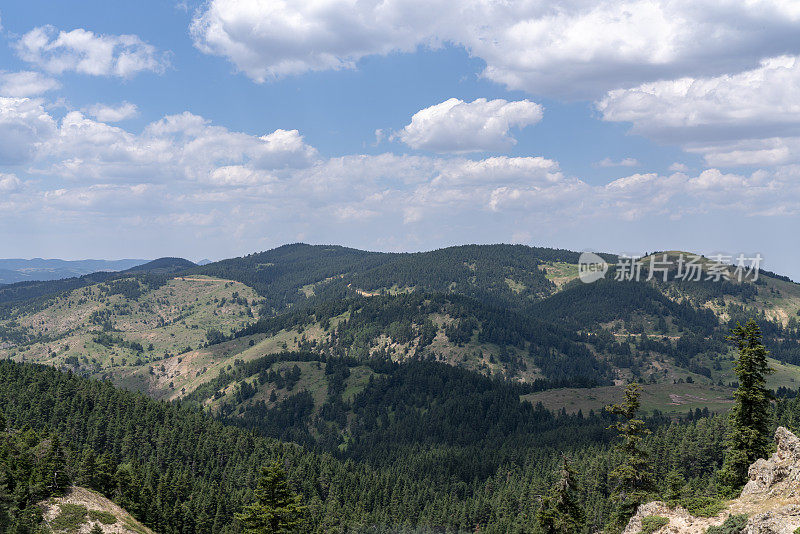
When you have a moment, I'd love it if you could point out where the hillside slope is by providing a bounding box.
[40,487,154,534]
[624,426,800,533]
[1,244,800,419]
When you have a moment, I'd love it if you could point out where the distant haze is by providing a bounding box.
[0,258,147,284]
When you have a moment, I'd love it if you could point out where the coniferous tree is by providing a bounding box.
[236,462,307,533]
[606,382,653,528]
[536,457,584,533]
[664,470,685,503]
[78,449,98,488]
[0,474,11,532]
[719,320,774,492]
[36,435,70,496]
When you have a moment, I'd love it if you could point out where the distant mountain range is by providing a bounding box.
[0,258,147,284]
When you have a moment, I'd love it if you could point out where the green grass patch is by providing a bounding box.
[640,515,669,533]
[523,382,735,416]
[88,509,117,524]
[50,503,88,532]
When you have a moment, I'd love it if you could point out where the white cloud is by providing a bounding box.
[15,25,169,78]
[398,98,542,153]
[1,102,317,184]
[0,71,60,97]
[669,162,689,172]
[85,102,138,122]
[595,157,640,168]
[2,91,799,250]
[0,97,57,165]
[598,55,800,166]
[684,137,800,167]
[190,0,800,97]
[190,0,442,81]
[0,173,23,192]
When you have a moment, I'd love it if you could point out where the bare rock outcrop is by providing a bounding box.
[741,427,800,500]
[623,502,719,533]
[624,427,800,534]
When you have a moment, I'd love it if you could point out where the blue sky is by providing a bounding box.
[1,0,799,279]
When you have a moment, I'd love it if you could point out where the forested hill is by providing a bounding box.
[0,358,617,532]
[2,244,800,531]
[0,256,196,306]
[8,354,800,532]
[1,243,800,420]
[186,243,618,314]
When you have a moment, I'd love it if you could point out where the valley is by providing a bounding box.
[2,244,799,423]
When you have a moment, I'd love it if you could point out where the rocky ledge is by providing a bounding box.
[624,427,800,534]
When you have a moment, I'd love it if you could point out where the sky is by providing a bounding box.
[0,1,799,279]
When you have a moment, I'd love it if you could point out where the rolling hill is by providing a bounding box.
[1,244,799,424]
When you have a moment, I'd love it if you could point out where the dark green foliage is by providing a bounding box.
[719,320,774,491]
[677,496,725,517]
[8,356,800,532]
[233,291,615,386]
[37,435,70,496]
[192,353,617,461]
[705,514,748,533]
[536,458,584,533]
[189,243,617,316]
[639,516,669,533]
[50,503,88,532]
[607,383,654,527]
[530,278,718,335]
[235,462,306,533]
[0,425,72,530]
[342,244,597,308]
[187,244,392,313]
[87,510,116,524]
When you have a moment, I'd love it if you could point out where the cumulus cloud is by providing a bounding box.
[398,98,542,153]
[1,101,317,184]
[2,90,799,256]
[0,97,57,165]
[598,55,800,166]
[595,157,640,168]
[15,25,169,78]
[0,71,60,97]
[85,102,138,122]
[190,0,442,81]
[190,0,800,97]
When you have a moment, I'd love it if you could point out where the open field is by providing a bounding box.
[523,356,800,416]
[523,382,736,416]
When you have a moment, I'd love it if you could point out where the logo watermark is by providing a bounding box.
[578,252,763,284]
[578,252,609,283]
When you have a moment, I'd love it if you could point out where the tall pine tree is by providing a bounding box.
[536,456,584,533]
[719,320,774,492]
[236,461,307,533]
[606,382,653,529]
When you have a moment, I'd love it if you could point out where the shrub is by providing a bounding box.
[88,509,117,524]
[50,503,88,532]
[705,514,748,534]
[679,496,726,517]
[640,515,669,534]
